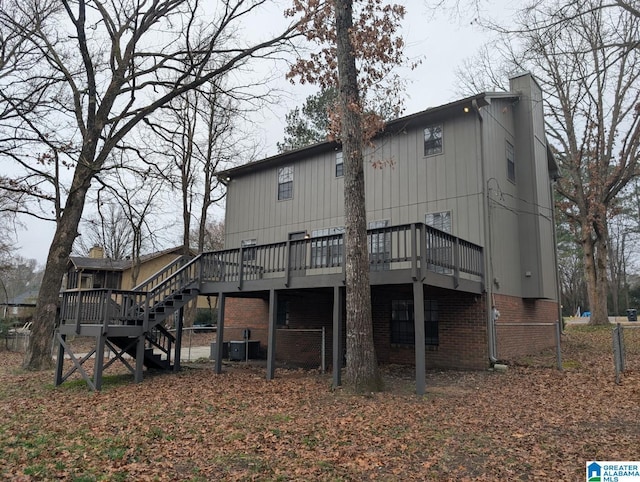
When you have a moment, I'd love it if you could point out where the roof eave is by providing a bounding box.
[218,92,519,180]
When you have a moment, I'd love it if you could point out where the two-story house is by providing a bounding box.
[55,73,560,393]
[215,72,560,385]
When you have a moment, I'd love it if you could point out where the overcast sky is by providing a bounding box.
[14,0,517,267]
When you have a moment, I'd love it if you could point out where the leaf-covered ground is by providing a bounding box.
[1,325,638,481]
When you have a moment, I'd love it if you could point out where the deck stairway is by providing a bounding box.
[55,255,201,390]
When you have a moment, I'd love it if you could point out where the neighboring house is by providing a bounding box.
[65,245,213,322]
[66,245,194,291]
[215,72,560,379]
[1,289,39,320]
[56,73,560,393]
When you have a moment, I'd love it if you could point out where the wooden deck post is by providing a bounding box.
[214,293,225,374]
[54,333,65,386]
[135,334,145,383]
[174,307,183,372]
[94,331,107,391]
[266,289,278,380]
[332,285,343,388]
[413,281,426,396]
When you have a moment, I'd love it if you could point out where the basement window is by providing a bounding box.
[391,299,439,346]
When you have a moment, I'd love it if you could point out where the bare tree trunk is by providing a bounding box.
[24,162,93,369]
[335,0,382,392]
[583,225,609,326]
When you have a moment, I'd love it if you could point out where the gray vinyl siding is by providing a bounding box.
[362,114,484,244]
[226,115,486,249]
[225,150,346,247]
[223,74,558,300]
[480,99,523,295]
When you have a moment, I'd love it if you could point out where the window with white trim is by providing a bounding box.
[424,124,443,156]
[369,220,390,271]
[311,227,345,267]
[425,211,452,274]
[241,239,256,261]
[335,151,344,177]
[425,211,451,233]
[277,165,293,200]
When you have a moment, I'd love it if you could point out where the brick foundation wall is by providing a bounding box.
[276,291,334,367]
[222,286,491,370]
[372,286,489,370]
[223,292,335,366]
[493,294,559,360]
[223,297,269,346]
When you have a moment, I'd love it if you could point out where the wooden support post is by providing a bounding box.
[214,293,225,374]
[332,286,343,388]
[453,238,460,288]
[54,333,66,386]
[411,224,418,281]
[135,334,145,383]
[419,224,427,281]
[75,291,83,335]
[238,247,244,290]
[413,281,426,396]
[266,289,278,380]
[174,307,183,372]
[94,331,107,391]
[284,240,291,287]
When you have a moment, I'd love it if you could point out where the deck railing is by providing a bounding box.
[60,223,483,327]
[60,289,150,334]
[198,222,483,288]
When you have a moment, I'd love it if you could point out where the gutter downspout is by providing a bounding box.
[550,177,564,329]
[473,99,498,364]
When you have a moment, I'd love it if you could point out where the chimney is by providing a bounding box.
[88,245,105,259]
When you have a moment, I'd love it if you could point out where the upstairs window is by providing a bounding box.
[277,165,293,200]
[506,141,515,182]
[335,151,344,177]
[424,124,443,156]
[241,239,256,261]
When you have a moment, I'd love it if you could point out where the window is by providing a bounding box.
[241,239,256,262]
[311,227,345,267]
[277,300,289,327]
[277,165,293,200]
[424,124,443,156]
[425,211,451,233]
[506,141,515,182]
[425,211,452,274]
[335,151,344,177]
[369,220,390,271]
[391,299,439,345]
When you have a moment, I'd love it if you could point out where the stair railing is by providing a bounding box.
[133,255,192,293]
[146,323,174,364]
[145,255,202,311]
